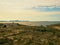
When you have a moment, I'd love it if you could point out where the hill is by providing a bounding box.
[0,23,60,45]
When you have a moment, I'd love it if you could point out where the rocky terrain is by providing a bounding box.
[0,23,60,45]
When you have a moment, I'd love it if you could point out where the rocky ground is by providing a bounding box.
[0,23,60,45]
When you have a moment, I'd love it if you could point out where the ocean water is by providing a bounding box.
[0,21,60,26]
[18,21,60,26]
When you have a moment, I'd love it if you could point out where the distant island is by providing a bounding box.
[0,20,29,22]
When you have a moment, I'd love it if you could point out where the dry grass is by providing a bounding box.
[0,23,60,45]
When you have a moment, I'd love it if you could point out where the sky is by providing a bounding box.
[0,0,60,21]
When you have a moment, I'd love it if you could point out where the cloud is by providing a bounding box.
[0,0,60,9]
[0,0,60,12]
[30,6,60,11]
[0,0,60,21]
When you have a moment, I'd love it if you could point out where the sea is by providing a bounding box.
[0,21,60,26]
